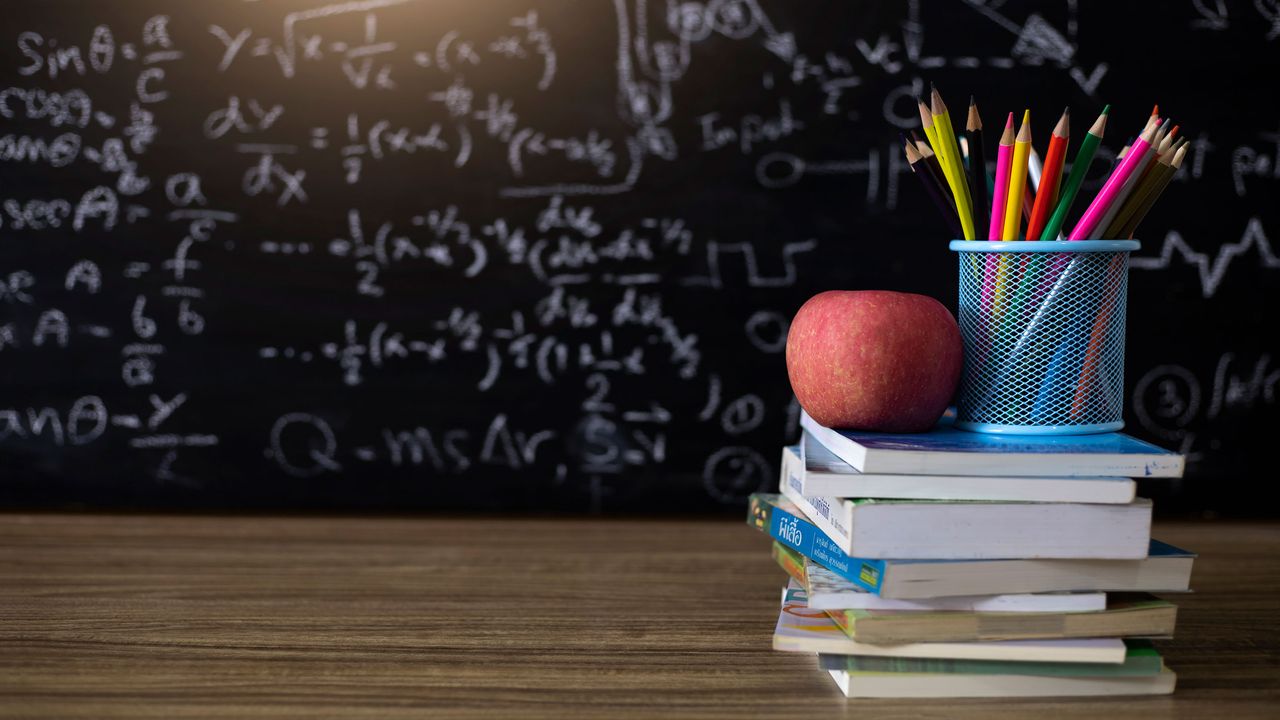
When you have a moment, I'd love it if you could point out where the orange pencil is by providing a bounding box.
[1027,108,1070,241]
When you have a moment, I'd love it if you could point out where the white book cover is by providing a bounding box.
[799,434,1135,503]
[800,409,1184,478]
[803,558,1108,612]
[780,451,1152,560]
[774,583,1126,663]
[827,667,1177,698]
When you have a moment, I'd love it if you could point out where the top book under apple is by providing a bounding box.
[799,410,1185,478]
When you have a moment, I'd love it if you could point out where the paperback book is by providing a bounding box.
[823,594,1177,644]
[800,409,1185,478]
[749,493,1195,598]
[773,582,1127,663]
[772,542,1108,613]
[797,434,1136,503]
[818,640,1166,677]
[825,667,1176,699]
[780,449,1153,560]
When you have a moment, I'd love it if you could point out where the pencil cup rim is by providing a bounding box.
[948,240,1140,253]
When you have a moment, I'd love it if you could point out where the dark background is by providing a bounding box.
[1,1,1275,515]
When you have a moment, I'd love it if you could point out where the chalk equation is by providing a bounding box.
[1,0,1276,510]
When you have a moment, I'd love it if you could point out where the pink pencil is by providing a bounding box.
[979,113,1016,341]
[988,113,1015,240]
[1067,117,1159,240]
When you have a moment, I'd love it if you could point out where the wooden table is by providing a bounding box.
[2,514,1278,718]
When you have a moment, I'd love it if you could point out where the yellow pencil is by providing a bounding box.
[1002,110,1032,240]
[930,86,975,240]
[917,97,942,166]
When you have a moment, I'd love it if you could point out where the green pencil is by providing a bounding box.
[1039,105,1109,240]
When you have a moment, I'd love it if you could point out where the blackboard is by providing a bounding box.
[1,1,1277,513]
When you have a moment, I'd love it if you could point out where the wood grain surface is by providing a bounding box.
[2,514,1278,719]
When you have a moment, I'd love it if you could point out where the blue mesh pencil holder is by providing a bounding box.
[948,240,1140,435]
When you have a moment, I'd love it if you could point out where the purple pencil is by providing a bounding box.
[1067,117,1159,240]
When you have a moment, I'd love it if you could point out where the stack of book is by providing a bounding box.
[747,410,1194,699]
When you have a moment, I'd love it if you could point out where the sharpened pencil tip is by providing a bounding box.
[966,99,982,130]
[1101,104,1111,115]
[1021,109,1031,125]
[1005,112,1014,127]
[1063,106,1070,116]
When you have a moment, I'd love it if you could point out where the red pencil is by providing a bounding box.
[1027,108,1070,241]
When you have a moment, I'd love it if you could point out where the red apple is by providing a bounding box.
[786,290,962,432]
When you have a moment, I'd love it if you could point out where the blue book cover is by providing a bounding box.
[748,493,1195,597]
[748,493,885,594]
[800,410,1185,477]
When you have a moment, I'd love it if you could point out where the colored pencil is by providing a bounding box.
[1068,111,1166,416]
[917,97,943,172]
[911,131,953,211]
[1027,108,1070,241]
[1152,117,1172,149]
[1156,125,1178,156]
[989,113,1015,240]
[1002,110,1032,240]
[905,139,964,237]
[1091,117,1166,240]
[1102,146,1174,238]
[931,85,976,240]
[1068,116,1159,240]
[1039,106,1108,240]
[1116,143,1186,238]
[965,97,990,236]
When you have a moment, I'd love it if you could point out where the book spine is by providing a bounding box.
[770,542,808,586]
[754,497,885,595]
